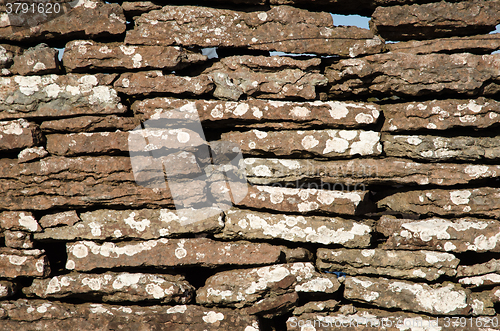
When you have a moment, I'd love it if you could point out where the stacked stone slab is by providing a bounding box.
[1,0,500,330]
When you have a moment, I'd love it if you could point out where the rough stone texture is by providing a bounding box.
[237,185,373,215]
[218,209,372,247]
[325,53,500,98]
[39,210,80,228]
[0,74,125,120]
[469,291,496,316]
[344,276,471,315]
[386,34,500,55]
[40,115,139,133]
[243,292,299,318]
[292,300,339,315]
[114,71,214,96]
[221,129,381,158]
[35,208,224,241]
[459,273,500,289]
[132,97,381,129]
[371,1,500,41]
[4,231,34,249]
[377,215,500,252]
[0,281,17,299]
[63,41,207,72]
[17,146,48,163]
[0,44,23,75]
[65,238,309,271]
[125,5,384,57]
[317,248,458,281]
[203,56,327,101]
[0,119,42,152]
[197,263,340,309]
[10,44,59,76]
[23,272,194,304]
[0,211,41,232]
[0,248,50,279]
[121,1,162,17]
[382,98,500,132]
[0,300,262,330]
[0,0,126,43]
[383,134,500,161]
[458,259,500,277]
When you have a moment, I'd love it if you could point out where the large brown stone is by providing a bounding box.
[0,74,125,120]
[4,231,34,249]
[40,115,139,133]
[63,41,207,72]
[10,44,59,76]
[378,215,500,252]
[0,248,50,279]
[35,207,224,241]
[0,211,41,232]
[344,276,471,316]
[65,238,309,271]
[125,5,384,57]
[114,71,214,96]
[382,98,500,132]
[219,209,372,247]
[221,130,381,158]
[203,56,326,100]
[325,53,500,98]
[317,248,458,281]
[0,119,42,152]
[383,134,500,161]
[132,97,381,129]
[23,272,194,304]
[17,146,48,163]
[237,185,373,215]
[39,210,80,228]
[371,1,500,41]
[0,0,126,42]
[378,188,500,218]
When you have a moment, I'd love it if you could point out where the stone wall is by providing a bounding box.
[1,0,500,330]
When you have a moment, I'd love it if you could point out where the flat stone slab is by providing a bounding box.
[0,119,42,152]
[4,231,34,249]
[458,259,500,277]
[66,238,310,271]
[221,130,381,158]
[237,185,372,215]
[125,5,384,57]
[0,211,41,232]
[132,98,381,129]
[23,272,194,303]
[219,209,372,247]
[0,248,50,279]
[10,44,59,76]
[35,207,224,241]
[39,210,80,228]
[0,74,125,120]
[377,216,500,253]
[1,300,261,330]
[317,248,458,281]
[17,146,48,163]
[40,115,139,133]
[383,134,500,161]
[344,276,471,316]
[459,273,500,289]
[378,188,500,218]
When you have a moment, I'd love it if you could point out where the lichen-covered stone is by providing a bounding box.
[10,44,59,76]
[39,210,80,228]
[17,146,48,163]
[292,300,339,315]
[40,115,139,133]
[221,129,381,158]
[383,134,500,161]
[377,215,500,252]
[0,119,42,152]
[0,44,23,74]
[0,248,50,279]
[4,231,34,249]
[65,238,309,271]
[317,248,458,281]
[459,273,500,289]
[121,1,162,17]
[125,5,384,57]
[63,41,207,72]
[219,209,372,247]
[378,188,500,218]
[0,211,41,232]
[458,259,500,277]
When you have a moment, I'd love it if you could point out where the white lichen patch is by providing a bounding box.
[203,311,224,323]
[459,273,500,287]
[399,218,489,243]
[450,190,471,205]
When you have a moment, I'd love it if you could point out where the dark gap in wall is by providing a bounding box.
[455,251,500,267]
[36,241,68,276]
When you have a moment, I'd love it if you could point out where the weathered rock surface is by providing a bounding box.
[203,56,326,100]
[221,129,381,158]
[0,0,126,42]
[237,185,372,215]
[317,248,458,281]
[469,291,496,315]
[371,1,500,41]
[383,134,500,161]
[325,53,500,98]
[125,5,384,57]
[121,1,162,17]
[344,276,471,315]
[292,300,339,315]
[35,208,224,241]
[219,209,372,247]
[458,259,500,277]
[0,300,262,330]
[39,210,80,228]
[377,215,500,252]
[243,292,299,318]
[0,44,23,75]
[23,272,194,303]
[0,119,42,152]
[0,281,17,299]
[132,97,381,129]
[40,115,139,133]
[65,238,309,271]
[0,211,41,232]
[114,71,214,96]
[10,44,59,76]
[63,41,207,72]
[0,74,125,120]
[4,231,34,249]
[459,273,500,289]
[17,146,48,163]
[0,248,50,279]
[382,98,500,132]
[197,263,340,309]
